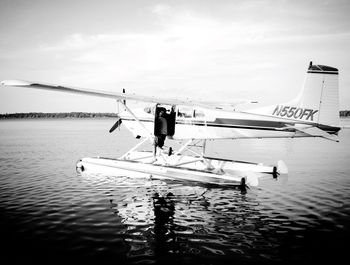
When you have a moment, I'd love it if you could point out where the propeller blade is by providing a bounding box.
[109,118,122,133]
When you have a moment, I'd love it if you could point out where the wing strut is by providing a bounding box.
[120,137,150,160]
[119,100,154,142]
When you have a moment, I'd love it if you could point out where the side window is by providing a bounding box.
[177,107,205,118]
[193,109,205,118]
[177,107,193,118]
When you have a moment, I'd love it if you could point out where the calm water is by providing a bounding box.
[0,119,350,265]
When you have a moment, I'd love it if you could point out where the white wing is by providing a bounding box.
[1,79,255,109]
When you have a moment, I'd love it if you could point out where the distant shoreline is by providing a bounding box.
[0,112,119,119]
[1,111,350,119]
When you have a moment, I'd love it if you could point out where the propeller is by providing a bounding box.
[109,118,122,133]
[110,88,125,133]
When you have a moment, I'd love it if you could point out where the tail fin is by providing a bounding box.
[289,62,339,126]
[252,62,340,126]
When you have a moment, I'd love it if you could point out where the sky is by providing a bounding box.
[0,0,349,113]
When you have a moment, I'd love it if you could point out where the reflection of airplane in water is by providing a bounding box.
[108,182,270,263]
[109,185,204,260]
[1,62,341,187]
[152,192,176,256]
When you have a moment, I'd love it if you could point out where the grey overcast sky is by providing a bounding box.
[0,0,349,113]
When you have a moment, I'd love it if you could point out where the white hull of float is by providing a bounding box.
[76,151,287,187]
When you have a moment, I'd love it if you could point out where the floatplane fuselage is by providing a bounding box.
[120,104,339,141]
[1,62,341,188]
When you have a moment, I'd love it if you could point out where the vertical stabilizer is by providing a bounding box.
[302,63,339,126]
[251,62,340,127]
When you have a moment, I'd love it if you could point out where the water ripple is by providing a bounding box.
[1,120,350,264]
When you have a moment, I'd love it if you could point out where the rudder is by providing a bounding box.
[290,62,339,126]
[251,62,340,127]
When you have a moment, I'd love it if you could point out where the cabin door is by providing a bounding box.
[154,104,176,137]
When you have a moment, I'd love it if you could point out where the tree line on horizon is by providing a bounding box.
[0,112,119,119]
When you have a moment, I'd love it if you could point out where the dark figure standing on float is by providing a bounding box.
[154,110,168,158]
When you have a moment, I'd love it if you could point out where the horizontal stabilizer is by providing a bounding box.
[291,125,339,142]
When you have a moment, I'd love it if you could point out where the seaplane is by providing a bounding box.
[1,62,341,188]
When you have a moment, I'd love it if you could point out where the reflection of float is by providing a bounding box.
[108,183,267,261]
[110,187,184,259]
[113,184,207,226]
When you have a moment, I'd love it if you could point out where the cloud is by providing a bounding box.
[151,4,171,16]
[39,33,120,51]
[2,0,350,113]
[33,2,350,105]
